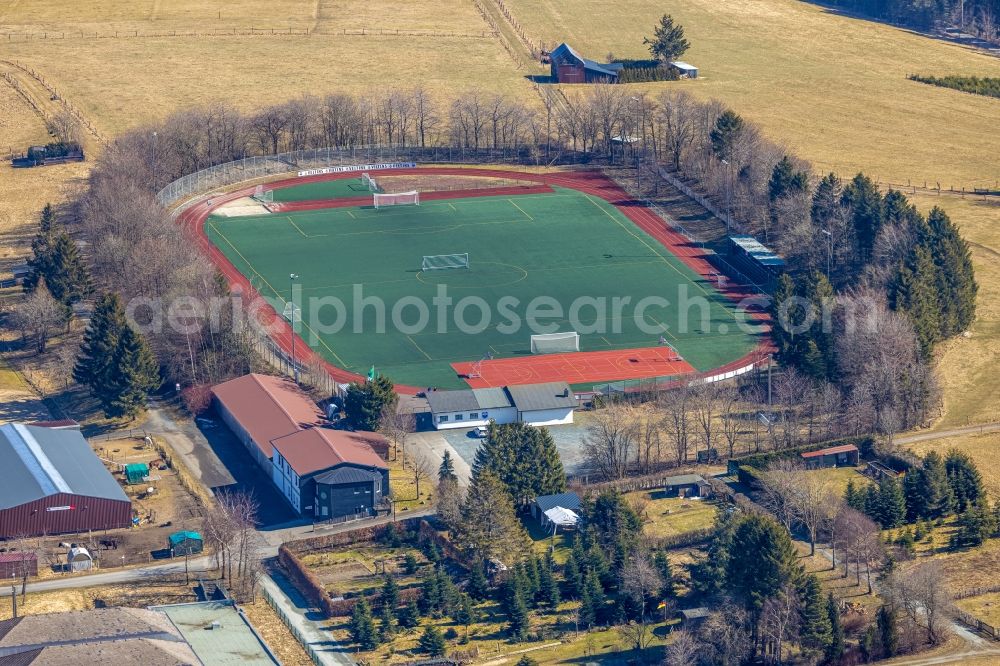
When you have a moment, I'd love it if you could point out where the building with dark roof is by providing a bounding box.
[801,443,859,469]
[549,43,622,83]
[424,387,516,430]
[212,373,389,519]
[531,491,582,524]
[0,423,131,538]
[271,427,389,519]
[663,474,712,499]
[426,381,577,430]
[727,235,786,287]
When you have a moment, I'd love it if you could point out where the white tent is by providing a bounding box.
[67,545,93,572]
[543,506,579,536]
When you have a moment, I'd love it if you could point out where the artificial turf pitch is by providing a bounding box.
[206,183,758,389]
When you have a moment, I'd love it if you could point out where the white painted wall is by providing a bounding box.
[432,406,517,430]
[271,450,300,512]
[520,407,574,427]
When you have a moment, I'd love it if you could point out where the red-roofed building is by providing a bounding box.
[800,443,860,469]
[212,373,388,519]
[212,373,325,475]
[271,428,389,519]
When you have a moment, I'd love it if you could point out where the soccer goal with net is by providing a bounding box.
[530,332,580,354]
[252,185,274,204]
[361,172,380,192]
[374,191,419,209]
[422,253,470,271]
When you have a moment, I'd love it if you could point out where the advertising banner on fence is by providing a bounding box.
[298,162,417,178]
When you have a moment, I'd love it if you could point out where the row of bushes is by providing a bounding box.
[278,544,338,617]
[284,518,422,555]
[727,436,875,473]
[617,64,679,83]
[908,74,1000,99]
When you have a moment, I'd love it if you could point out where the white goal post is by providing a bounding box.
[361,172,380,192]
[373,191,419,209]
[252,185,273,203]
[422,253,470,271]
[530,332,580,354]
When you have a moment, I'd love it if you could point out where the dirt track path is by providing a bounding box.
[895,422,1000,445]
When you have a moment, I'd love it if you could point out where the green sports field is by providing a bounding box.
[206,185,759,388]
[269,177,374,202]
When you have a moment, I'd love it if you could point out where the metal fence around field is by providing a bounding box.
[155,145,595,208]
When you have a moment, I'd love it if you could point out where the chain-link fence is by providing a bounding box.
[155,145,596,208]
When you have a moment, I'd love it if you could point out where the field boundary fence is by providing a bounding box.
[259,580,326,665]
[954,607,999,641]
[155,145,594,208]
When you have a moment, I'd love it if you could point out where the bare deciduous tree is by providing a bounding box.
[583,402,638,479]
[13,279,67,353]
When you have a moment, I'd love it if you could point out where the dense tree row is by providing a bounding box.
[825,0,1000,35]
[909,74,1000,99]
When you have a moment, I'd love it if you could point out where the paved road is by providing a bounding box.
[895,422,1000,445]
[141,401,236,490]
[0,555,219,596]
[408,430,472,485]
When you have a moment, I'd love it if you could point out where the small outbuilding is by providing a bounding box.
[542,506,580,533]
[670,61,699,78]
[677,607,711,628]
[532,492,582,524]
[67,545,93,572]
[800,444,860,470]
[0,552,38,579]
[124,462,149,485]
[549,43,622,83]
[663,474,712,499]
[169,530,204,556]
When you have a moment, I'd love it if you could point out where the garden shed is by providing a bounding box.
[124,462,149,485]
[169,531,204,556]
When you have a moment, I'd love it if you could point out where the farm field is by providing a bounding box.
[907,195,1000,430]
[506,0,1000,189]
[206,182,758,388]
[906,431,1000,496]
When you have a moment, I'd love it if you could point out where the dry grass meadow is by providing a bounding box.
[507,0,1000,189]
[0,4,997,439]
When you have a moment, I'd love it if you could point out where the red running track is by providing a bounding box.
[453,346,695,389]
[175,167,773,395]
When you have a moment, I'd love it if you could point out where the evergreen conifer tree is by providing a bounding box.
[877,605,898,657]
[927,207,977,337]
[879,476,907,529]
[538,551,560,608]
[891,244,941,357]
[378,600,396,639]
[397,599,419,629]
[826,593,845,661]
[798,574,833,655]
[842,173,884,263]
[945,449,984,512]
[350,598,378,650]
[922,451,956,519]
[382,575,400,610]
[45,232,91,306]
[709,110,745,162]
[107,323,160,418]
[345,374,396,430]
[467,561,489,600]
[438,450,457,483]
[418,624,446,656]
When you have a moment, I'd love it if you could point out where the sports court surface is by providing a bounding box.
[184,168,768,392]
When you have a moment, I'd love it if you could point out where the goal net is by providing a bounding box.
[361,172,380,192]
[374,191,419,209]
[422,253,470,271]
[252,185,274,203]
[530,332,580,354]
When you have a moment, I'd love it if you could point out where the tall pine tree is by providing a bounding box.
[945,449,984,512]
[842,173,884,264]
[106,323,160,418]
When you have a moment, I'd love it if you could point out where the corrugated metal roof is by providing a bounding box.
[314,466,384,486]
[271,427,387,476]
[0,424,129,510]
[507,382,577,412]
[534,492,581,513]
[212,373,324,458]
[663,474,707,486]
[801,443,859,458]
[425,387,512,414]
[550,42,620,77]
[729,235,786,268]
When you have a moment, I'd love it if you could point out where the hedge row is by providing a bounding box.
[278,544,337,618]
[284,518,422,555]
[728,436,875,472]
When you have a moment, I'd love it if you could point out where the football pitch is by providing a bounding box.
[205,183,759,389]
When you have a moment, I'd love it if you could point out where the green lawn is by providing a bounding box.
[207,186,759,388]
[634,492,719,538]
